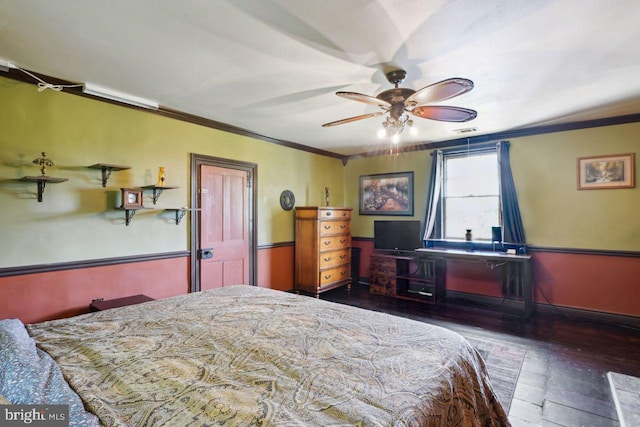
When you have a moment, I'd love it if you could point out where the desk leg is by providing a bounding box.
[523,260,532,319]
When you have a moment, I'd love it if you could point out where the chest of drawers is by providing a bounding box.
[295,206,352,297]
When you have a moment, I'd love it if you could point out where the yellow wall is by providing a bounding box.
[346,124,640,252]
[345,151,430,238]
[0,77,345,268]
[2,73,639,273]
[512,125,639,250]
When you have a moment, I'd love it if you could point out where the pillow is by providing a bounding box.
[0,318,100,426]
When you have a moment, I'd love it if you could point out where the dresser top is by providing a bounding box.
[295,206,352,211]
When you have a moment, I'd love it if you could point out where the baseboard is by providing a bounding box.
[357,280,640,327]
[447,290,640,328]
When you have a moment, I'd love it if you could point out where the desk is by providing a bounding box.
[415,248,532,319]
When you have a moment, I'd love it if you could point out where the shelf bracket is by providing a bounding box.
[100,168,112,188]
[142,185,179,205]
[19,176,68,203]
[150,187,163,205]
[88,164,131,187]
[174,209,187,225]
[165,208,199,225]
[36,180,46,202]
[124,209,136,226]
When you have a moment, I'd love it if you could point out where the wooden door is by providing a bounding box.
[199,164,249,290]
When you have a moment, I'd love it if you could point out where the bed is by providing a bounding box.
[1,285,509,426]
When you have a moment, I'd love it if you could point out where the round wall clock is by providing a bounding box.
[280,190,295,211]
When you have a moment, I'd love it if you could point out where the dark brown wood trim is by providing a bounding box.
[0,251,190,278]
[352,236,374,243]
[6,67,640,164]
[346,113,640,160]
[2,68,346,162]
[257,241,294,250]
[527,246,640,258]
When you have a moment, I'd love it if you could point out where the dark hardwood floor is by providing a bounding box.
[321,283,640,427]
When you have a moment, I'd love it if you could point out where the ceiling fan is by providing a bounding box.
[322,69,477,140]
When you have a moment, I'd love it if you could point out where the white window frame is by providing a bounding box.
[441,147,500,241]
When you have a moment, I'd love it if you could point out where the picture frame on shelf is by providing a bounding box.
[120,188,144,209]
[359,171,414,216]
[577,153,635,190]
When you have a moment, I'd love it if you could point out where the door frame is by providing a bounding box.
[190,153,257,292]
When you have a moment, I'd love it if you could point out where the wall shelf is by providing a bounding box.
[88,163,131,187]
[19,176,68,202]
[115,207,151,226]
[141,185,179,205]
[165,208,200,225]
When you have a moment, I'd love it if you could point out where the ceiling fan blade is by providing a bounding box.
[405,78,474,106]
[322,111,384,127]
[336,92,391,109]
[411,106,477,122]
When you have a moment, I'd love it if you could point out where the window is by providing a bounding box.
[424,141,525,247]
[442,149,499,240]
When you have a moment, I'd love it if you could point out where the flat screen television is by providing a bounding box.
[374,220,423,251]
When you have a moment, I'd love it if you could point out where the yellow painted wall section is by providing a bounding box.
[510,125,640,250]
[344,151,431,238]
[345,124,640,252]
[0,76,345,268]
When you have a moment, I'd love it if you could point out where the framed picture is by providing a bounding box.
[120,188,144,209]
[359,172,414,216]
[577,153,635,190]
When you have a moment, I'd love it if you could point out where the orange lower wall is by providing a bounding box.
[0,247,293,325]
[3,244,637,324]
[531,251,640,317]
[257,245,294,291]
[354,239,640,318]
[0,257,190,324]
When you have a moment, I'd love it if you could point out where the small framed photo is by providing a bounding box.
[359,171,414,216]
[121,188,144,209]
[577,153,635,190]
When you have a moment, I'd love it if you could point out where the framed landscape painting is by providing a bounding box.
[359,171,414,216]
[577,153,635,190]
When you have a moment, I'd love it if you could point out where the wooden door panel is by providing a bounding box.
[223,259,244,286]
[200,165,249,288]
[201,261,223,291]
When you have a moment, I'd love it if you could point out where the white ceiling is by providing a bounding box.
[2,0,640,156]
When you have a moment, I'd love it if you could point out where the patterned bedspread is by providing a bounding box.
[27,285,509,426]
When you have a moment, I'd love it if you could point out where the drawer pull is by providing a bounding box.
[323,241,331,245]
[339,254,346,259]
[325,212,332,217]
[323,257,331,262]
[340,271,346,276]
[324,225,331,230]
[324,274,332,280]
[340,225,346,229]
[340,239,346,244]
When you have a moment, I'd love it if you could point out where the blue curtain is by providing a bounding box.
[498,141,526,246]
[423,150,443,241]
